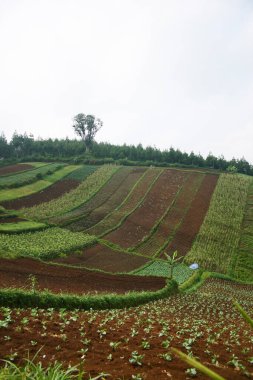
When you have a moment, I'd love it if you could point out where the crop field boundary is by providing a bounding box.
[0,162,48,177]
[0,280,178,310]
[131,172,190,252]
[84,168,150,235]
[0,165,80,202]
[132,172,205,256]
[0,221,48,234]
[21,165,119,222]
[48,165,121,224]
[57,166,133,227]
[182,270,253,294]
[96,169,163,238]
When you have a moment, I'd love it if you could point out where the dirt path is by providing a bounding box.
[0,258,165,294]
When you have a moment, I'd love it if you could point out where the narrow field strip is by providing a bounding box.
[54,167,140,226]
[0,221,47,234]
[0,257,166,295]
[86,168,162,237]
[66,167,146,231]
[137,172,204,256]
[2,165,97,210]
[0,163,35,176]
[0,165,79,202]
[132,261,193,284]
[185,174,251,273]
[161,173,218,258]
[105,169,186,249]
[232,178,253,281]
[54,243,149,273]
[0,227,96,259]
[21,165,119,221]
[0,163,63,189]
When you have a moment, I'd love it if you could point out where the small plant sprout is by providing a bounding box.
[164,250,183,280]
[129,351,145,366]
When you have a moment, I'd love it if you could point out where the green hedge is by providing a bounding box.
[0,280,178,310]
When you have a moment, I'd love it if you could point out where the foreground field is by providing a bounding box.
[0,278,253,379]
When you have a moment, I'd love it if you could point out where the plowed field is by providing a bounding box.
[0,258,165,294]
[54,244,149,273]
[161,173,218,257]
[105,169,186,248]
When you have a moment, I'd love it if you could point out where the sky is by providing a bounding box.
[0,0,253,163]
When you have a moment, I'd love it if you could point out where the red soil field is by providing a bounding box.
[67,167,146,231]
[0,164,33,176]
[1,179,80,210]
[137,172,204,256]
[0,258,165,294]
[161,174,218,257]
[105,169,186,248]
[54,243,149,273]
[0,278,251,379]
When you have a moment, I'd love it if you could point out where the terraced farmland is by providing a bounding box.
[1,162,253,379]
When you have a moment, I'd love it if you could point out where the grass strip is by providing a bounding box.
[0,221,48,234]
[0,165,79,202]
[0,280,178,310]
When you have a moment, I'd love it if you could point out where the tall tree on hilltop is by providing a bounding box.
[72,113,102,153]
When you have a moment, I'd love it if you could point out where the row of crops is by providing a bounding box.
[185,174,252,274]
[0,227,96,259]
[0,162,253,286]
[0,163,64,189]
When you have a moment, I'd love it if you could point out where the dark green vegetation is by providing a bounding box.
[1,132,252,175]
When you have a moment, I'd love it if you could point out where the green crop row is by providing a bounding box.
[54,167,133,226]
[21,165,119,221]
[87,168,162,237]
[0,227,96,259]
[0,165,80,202]
[232,179,253,281]
[65,165,99,181]
[0,280,178,310]
[132,261,194,285]
[0,163,64,189]
[0,221,47,234]
[185,174,252,273]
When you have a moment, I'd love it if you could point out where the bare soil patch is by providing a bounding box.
[106,169,186,248]
[0,164,33,176]
[0,258,165,294]
[2,179,80,210]
[161,174,218,257]
[54,244,149,273]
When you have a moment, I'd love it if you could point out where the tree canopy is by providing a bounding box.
[72,114,102,152]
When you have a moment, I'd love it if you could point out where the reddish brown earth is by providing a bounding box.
[0,217,25,223]
[161,174,218,257]
[0,279,252,379]
[54,244,149,273]
[57,167,146,226]
[0,258,165,294]
[1,179,80,210]
[0,164,34,176]
[105,169,186,249]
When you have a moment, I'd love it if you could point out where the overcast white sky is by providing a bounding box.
[0,0,253,162]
